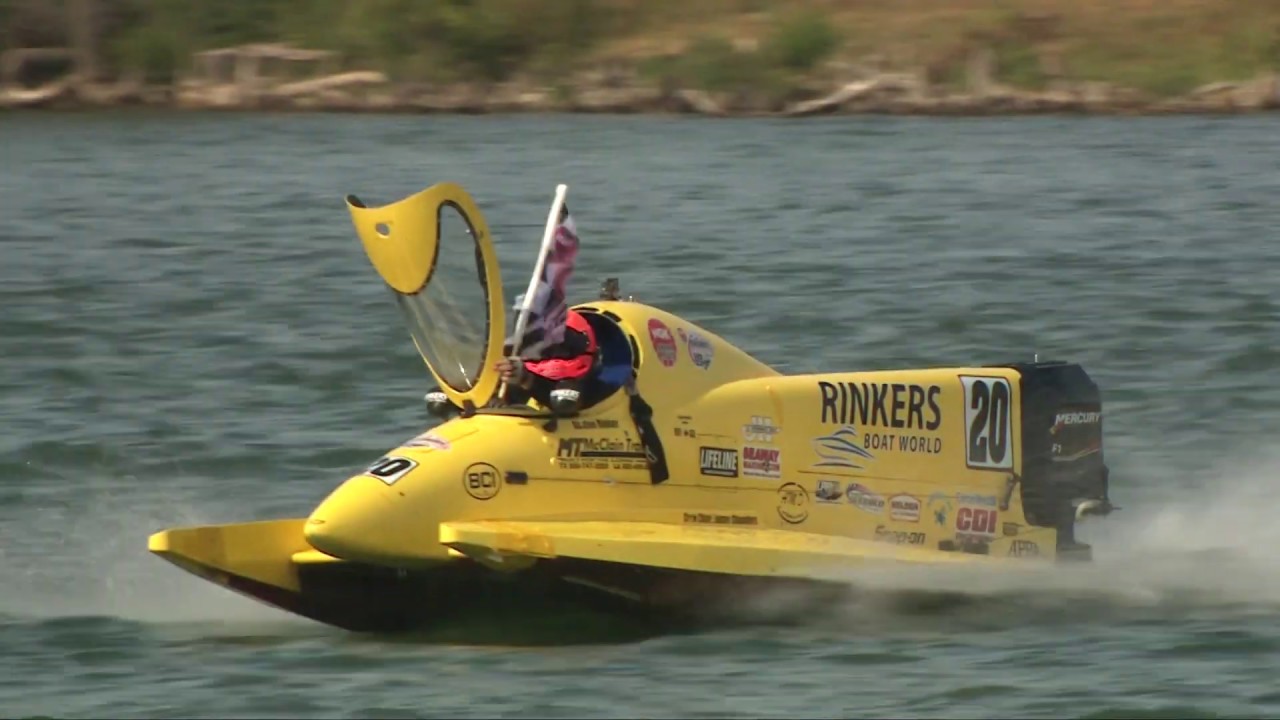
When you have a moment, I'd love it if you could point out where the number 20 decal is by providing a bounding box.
[364,456,419,485]
[961,376,1013,470]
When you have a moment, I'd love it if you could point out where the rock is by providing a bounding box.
[1233,73,1279,110]
[669,89,725,116]
[572,86,663,113]
[271,71,388,99]
[0,79,72,108]
[782,75,916,116]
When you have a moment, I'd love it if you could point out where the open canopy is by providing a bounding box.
[346,182,506,410]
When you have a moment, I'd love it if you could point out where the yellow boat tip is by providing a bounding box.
[147,529,172,553]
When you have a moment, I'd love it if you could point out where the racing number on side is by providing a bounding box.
[962,376,1013,470]
[462,462,501,500]
[365,456,418,486]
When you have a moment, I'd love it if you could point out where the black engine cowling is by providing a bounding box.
[996,360,1112,551]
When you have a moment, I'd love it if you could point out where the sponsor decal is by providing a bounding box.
[888,494,921,523]
[818,380,943,430]
[686,330,714,370]
[571,418,619,430]
[960,376,1014,471]
[1050,411,1101,434]
[699,446,739,477]
[845,483,885,514]
[556,436,650,471]
[742,446,781,479]
[1050,406,1103,463]
[927,492,954,528]
[776,482,809,524]
[816,381,943,460]
[462,462,501,500]
[743,415,780,443]
[402,431,450,451]
[647,318,677,368]
[673,427,697,438]
[683,512,758,526]
[1052,443,1101,463]
[874,526,926,546]
[812,426,875,470]
[363,456,418,486]
[815,479,842,503]
[957,493,997,508]
[956,506,999,538]
[1008,539,1040,557]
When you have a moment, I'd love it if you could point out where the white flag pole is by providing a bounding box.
[498,183,569,401]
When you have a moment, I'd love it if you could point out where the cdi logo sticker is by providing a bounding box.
[956,506,998,537]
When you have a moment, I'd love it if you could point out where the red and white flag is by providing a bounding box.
[508,206,580,357]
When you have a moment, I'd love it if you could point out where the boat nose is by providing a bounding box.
[304,474,436,566]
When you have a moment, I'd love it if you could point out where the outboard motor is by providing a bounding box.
[1000,360,1114,559]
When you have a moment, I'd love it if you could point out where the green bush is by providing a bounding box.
[111,23,183,82]
[761,9,840,73]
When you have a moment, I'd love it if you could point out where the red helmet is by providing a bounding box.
[565,309,598,353]
[522,309,597,381]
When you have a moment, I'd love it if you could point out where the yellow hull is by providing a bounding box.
[148,513,1068,635]
[146,519,869,636]
[148,181,1114,635]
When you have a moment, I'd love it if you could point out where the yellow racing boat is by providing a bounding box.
[148,181,1116,634]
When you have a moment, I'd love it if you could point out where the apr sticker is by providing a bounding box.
[364,456,418,486]
[648,318,677,367]
[1008,539,1039,557]
[686,330,713,369]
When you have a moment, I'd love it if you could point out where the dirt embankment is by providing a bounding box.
[3,2,1279,117]
[4,44,1276,117]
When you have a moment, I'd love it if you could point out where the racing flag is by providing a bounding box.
[507,205,580,358]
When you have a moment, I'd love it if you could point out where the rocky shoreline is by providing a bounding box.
[3,44,1278,117]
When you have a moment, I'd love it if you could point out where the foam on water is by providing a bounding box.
[0,466,301,627]
[729,448,1280,629]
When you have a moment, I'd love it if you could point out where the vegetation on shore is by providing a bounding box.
[2,0,1279,108]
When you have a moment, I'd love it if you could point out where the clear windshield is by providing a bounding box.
[394,202,491,392]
